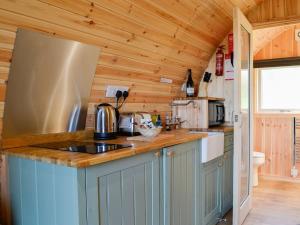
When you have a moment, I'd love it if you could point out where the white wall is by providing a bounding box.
[198,34,234,124]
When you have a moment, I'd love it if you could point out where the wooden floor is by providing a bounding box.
[222,179,300,225]
[244,179,300,225]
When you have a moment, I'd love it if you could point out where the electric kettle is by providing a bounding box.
[94,103,118,140]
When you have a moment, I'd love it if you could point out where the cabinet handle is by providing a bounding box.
[167,151,175,157]
[218,160,224,167]
[154,151,161,158]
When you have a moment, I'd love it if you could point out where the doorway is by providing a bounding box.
[221,20,300,225]
[243,23,300,225]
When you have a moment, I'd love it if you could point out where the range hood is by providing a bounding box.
[2,29,100,138]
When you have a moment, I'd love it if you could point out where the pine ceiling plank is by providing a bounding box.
[0,0,206,66]
[0,7,203,70]
[128,0,220,46]
[41,0,212,58]
[248,0,300,27]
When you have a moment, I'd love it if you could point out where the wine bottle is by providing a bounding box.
[186,69,194,97]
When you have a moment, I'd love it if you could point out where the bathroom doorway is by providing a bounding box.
[242,23,300,225]
[221,22,300,225]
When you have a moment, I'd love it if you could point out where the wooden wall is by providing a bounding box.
[254,115,298,179]
[248,0,300,28]
[251,3,300,179]
[253,23,300,180]
[0,154,9,225]
[0,0,265,128]
[0,0,265,127]
[255,24,300,60]
[253,25,291,55]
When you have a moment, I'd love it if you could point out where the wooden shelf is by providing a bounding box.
[173,97,225,101]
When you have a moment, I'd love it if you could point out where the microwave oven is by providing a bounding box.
[208,101,225,126]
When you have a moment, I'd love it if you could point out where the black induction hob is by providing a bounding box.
[31,141,132,154]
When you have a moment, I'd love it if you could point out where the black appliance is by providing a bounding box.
[208,101,225,126]
[32,141,132,154]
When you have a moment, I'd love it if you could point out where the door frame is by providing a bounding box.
[233,7,254,225]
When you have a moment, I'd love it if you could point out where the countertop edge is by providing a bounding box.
[1,130,209,168]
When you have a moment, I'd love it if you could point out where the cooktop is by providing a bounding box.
[31,141,132,154]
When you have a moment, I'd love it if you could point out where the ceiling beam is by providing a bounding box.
[252,17,300,30]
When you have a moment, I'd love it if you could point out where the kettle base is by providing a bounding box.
[94,132,117,140]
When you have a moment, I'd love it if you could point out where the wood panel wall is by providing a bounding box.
[253,25,291,55]
[254,115,297,179]
[0,154,9,225]
[254,24,300,60]
[0,0,264,126]
[248,0,300,28]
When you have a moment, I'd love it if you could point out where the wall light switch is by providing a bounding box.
[106,85,129,97]
[160,77,173,84]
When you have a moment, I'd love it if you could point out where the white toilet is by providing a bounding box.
[253,151,265,186]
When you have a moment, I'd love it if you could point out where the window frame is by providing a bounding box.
[257,65,300,113]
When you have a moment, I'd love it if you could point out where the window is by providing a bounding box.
[258,66,300,112]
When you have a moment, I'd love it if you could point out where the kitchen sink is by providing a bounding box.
[190,131,224,163]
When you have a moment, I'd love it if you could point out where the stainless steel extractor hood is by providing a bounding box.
[2,29,100,138]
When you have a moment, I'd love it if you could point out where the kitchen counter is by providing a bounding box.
[1,129,207,168]
[189,125,234,133]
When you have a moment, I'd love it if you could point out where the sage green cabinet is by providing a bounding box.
[200,131,234,225]
[8,157,87,225]
[221,132,234,216]
[221,149,233,216]
[86,150,160,225]
[200,157,222,225]
[8,133,234,225]
[162,141,200,225]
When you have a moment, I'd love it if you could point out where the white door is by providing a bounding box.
[233,7,254,225]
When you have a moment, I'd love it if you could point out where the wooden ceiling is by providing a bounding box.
[255,24,300,60]
[248,0,300,28]
[253,25,292,54]
[0,0,263,129]
[250,0,300,58]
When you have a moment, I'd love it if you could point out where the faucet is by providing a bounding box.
[166,116,186,130]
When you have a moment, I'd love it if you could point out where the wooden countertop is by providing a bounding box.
[189,126,234,133]
[1,129,207,168]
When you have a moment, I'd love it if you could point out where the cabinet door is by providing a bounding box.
[222,150,233,216]
[201,158,222,225]
[86,151,160,225]
[162,141,200,225]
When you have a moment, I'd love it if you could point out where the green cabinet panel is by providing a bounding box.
[224,133,234,148]
[162,141,200,225]
[86,150,160,225]
[200,157,222,225]
[221,131,234,216]
[221,149,233,216]
[8,134,233,225]
[8,156,87,225]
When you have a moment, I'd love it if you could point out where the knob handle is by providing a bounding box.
[167,151,175,157]
[154,151,161,158]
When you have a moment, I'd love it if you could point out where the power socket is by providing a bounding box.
[106,85,129,98]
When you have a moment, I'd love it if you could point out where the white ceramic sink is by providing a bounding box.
[190,131,224,163]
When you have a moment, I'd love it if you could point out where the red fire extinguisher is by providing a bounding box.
[215,46,225,76]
